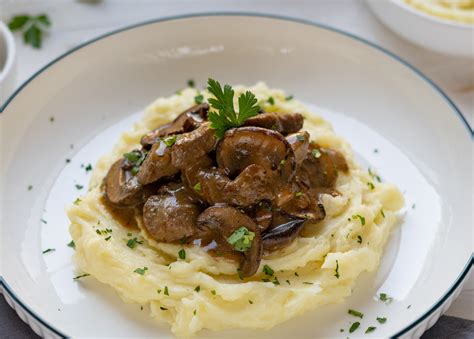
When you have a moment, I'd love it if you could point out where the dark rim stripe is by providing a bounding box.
[0,12,472,338]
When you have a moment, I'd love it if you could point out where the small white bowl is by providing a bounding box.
[0,20,17,105]
[367,0,474,57]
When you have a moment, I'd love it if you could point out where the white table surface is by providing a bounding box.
[1,0,473,324]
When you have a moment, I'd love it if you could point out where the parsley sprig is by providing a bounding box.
[227,226,255,252]
[207,78,260,138]
[8,14,51,48]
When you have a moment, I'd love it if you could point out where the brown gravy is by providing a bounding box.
[100,195,139,230]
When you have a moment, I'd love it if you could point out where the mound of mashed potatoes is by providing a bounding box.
[68,83,404,336]
[404,0,474,24]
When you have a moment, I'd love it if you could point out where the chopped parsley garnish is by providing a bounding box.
[73,273,90,280]
[178,249,186,260]
[227,226,255,252]
[193,309,197,315]
[75,184,83,190]
[412,203,416,209]
[267,96,275,105]
[248,299,253,304]
[357,235,362,244]
[334,260,340,279]
[302,282,313,285]
[352,214,366,225]
[296,134,305,142]
[285,95,293,101]
[27,185,33,191]
[194,94,204,104]
[279,159,286,166]
[49,116,55,122]
[42,248,55,254]
[164,286,169,295]
[376,317,387,324]
[157,289,161,294]
[349,322,360,333]
[272,277,280,285]
[40,219,47,224]
[380,209,385,218]
[126,237,143,249]
[133,267,148,275]
[96,228,112,235]
[160,306,168,311]
[85,164,93,172]
[194,285,200,292]
[123,150,146,175]
[73,198,81,205]
[237,268,244,280]
[286,280,291,285]
[8,14,51,48]
[294,272,299,277]
[163,135,177,147]
[367,182,375,190]
[193,182,201,192]
[379,293,393,303]
[187,79,195,87]
[104,236,111,241]
[407,304,411,309]
[312,149,321,158]
[348,309,364,318]
[263,265,274,276]
[65,158,71,163]
[211,290,216,295]
[207,78,260,138]
[295,191,303,197]
[365,326,376,333]
[67,240,75,249]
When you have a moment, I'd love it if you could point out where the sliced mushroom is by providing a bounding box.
[298,145,348,189]
[103,159,154,207]
[286,131,310,165]
[216,126,295,180]
[196,205,262,277]
[247,201,273,232]
[262,211,306,251]
[244,112,304,135]
[141,103,209,148]
[137,140,179,185]
[171,122,217,169]
[189,164,274,206]
[143,182,201,243]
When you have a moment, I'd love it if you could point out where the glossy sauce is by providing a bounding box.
[100,195,139,229]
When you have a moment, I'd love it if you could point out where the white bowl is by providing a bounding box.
[367,0,474,57]
[0,20,17,104]
[0,13,472,339]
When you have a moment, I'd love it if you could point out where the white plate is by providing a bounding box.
[0,13,472,339]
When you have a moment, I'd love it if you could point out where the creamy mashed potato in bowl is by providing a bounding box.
[68,81,403,336]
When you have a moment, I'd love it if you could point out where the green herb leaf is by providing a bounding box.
[42,248,55,254]
[227,226,255,252]
[164,286,169,296]
[194,94,204,104]
[8,15,30,30]
[40,219,47,224]
[285,95,293,101]
[134,267,148,275]
[379,293,393,303]
[28,185,33,191]
[75,184,84,190]
[334,260,340,279]
[85,164,93,172]
[286,279,291,285]
[163,135,177,147]
[296,135,305,142]
[104,236,111,241]
[194,285,200,292]
[193,182,201,192]
[73,198,81,205]
[357,235,362,244]
[352,214,366,225]
[272,277,280,285]
[207,78,259,138]
[294,272,299,277]
[349,322,360,333]
[178,249,186,260]
[126,237,143,249]
[211,290,216,295]
[193,309,197,315]
[73,273,90,280]
[295,191,303,197]
[380,209,385,218]
[267,96,275,105]
[187,79,195,87]
[263,265,274,276]
[248,299,253,304]
[348,309,364,318]
[367,182,375,190]
[23,24,41,48]
[67,240,76,249]
[376,317,387,324]
[36,14,51,27]
[160,306,168,311]
[365,326,376,333]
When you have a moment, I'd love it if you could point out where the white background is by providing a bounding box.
[1,0,472,322]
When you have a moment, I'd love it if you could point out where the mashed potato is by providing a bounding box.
[404,0,474,24]
[68,83,404,336]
